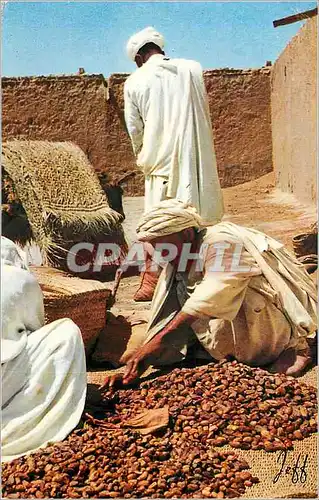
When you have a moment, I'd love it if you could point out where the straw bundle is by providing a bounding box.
[31,266,111,355]
[2,140,127,272]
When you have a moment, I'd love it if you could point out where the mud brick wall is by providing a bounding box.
[271,17,317,204]
[204,68,272,187]
[105,74,142,194]
[2,68,272,195]
[2,74,112,176]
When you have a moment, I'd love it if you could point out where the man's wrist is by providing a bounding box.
[158,313,195,338]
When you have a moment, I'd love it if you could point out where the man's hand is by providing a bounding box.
[122,335,164,383]
[100,311,196,393]
[99,371,126,393]
[100,336,163,393]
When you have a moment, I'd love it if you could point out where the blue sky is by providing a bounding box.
[2,1,316,76]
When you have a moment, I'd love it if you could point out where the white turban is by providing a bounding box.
[126,26,165,62]
[136,200,205,242]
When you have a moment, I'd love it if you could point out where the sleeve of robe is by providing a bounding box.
[124,80,144,157]
[181,242,261,321]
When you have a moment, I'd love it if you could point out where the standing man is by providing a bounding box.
[124,26,224,300]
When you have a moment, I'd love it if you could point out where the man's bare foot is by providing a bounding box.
[269,348,312,377]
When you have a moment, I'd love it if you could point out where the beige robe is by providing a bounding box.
[142,223,317,367]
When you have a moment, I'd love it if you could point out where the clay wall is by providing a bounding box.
[2,74,113,175]
[204,68,272,187]
[271,17,317,204]
[2,67,272,195]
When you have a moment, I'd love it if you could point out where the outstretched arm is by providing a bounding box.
[101,311,196,390]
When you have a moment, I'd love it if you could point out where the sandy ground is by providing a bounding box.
[122,172,316,249]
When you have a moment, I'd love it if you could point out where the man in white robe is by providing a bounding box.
[1,237,87,462]
[102,201,317,388]
[124,27,224,301]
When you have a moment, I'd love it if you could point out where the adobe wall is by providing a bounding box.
[2,74,115,176]
[2,67,272,195]
[204,68,272,187]
[271,17,317,204]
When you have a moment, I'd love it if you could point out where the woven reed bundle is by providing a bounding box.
[2,140,125,266]
[31,266,111,355]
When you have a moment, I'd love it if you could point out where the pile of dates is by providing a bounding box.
[2,428,257,498]
[115,360,317,452]
[3,360,317,498]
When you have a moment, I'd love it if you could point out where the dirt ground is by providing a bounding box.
[122,171,316,251]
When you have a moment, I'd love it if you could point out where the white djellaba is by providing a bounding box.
[124,27,224,225]
[1,237,87,462]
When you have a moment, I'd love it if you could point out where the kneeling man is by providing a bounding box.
[105,200,317,387]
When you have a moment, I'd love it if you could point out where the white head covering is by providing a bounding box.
[136,200,205,242]
[126,26,165,62]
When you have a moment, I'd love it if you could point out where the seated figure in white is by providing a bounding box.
[1,237,87,463]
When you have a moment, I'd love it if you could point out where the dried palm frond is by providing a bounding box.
[2,140,127,273]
